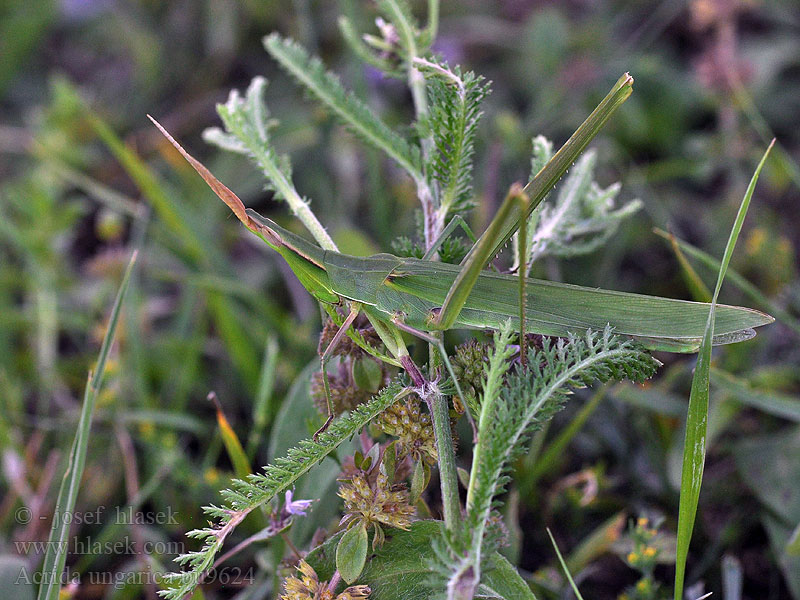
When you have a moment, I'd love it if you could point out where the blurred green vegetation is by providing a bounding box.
[1,0,799,598]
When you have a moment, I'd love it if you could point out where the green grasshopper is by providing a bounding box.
[148,74,771,436]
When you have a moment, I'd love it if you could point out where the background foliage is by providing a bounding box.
[1,0,799,598]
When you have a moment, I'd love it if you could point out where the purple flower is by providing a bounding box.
[284,490,313,517]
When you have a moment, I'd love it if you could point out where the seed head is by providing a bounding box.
[338,470,415,534]
[376,395,437,464]
[311,371,373,415]
[280,560,370,600]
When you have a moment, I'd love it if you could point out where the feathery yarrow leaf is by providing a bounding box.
[203,76,336,249]
[264,33,422,183]
[158,380,406,600]
[203,77,293,199]
[437,326,659,596]
[519,148,642,268]
[417,59,490,216]
[529,134,554,182]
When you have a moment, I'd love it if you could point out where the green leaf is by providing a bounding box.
[307,521,535,600]
[449,327,658,594]
[519,149,641,265]
[337,522,369,584]
[409,460,426,504]
[204,77,337,251]
[417,59,490,216]
[264,33,422,183]
[37,251,137,600]
[652,227,800,338]
[353,358,384,393]
[673,140,774,600]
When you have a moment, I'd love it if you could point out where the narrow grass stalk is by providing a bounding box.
[247,334,279,457]
[673,140,774,600]
[36,250,137,600]
[547,528,586,600]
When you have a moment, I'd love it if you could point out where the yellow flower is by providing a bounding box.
[627,552,639,564]
[204,467,220,486]
[280,560,370,600]
[643,546,657,558]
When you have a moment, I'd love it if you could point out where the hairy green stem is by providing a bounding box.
[383,0,460,528]
[384,0,440,247]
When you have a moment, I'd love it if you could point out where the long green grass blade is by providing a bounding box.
[547,528,586,600]
[247,334,279,457]
[88,111,205,263]
[673,140,774,600]
[36,250,137,600]
[665,230,712,303]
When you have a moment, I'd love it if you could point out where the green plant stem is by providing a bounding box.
[431,387,460,529]
[426,0,439,41]
[384,0,440,247]
[383,0,459,529]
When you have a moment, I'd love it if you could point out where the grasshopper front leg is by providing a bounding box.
[422,214,478,261]
[315,303,361,441]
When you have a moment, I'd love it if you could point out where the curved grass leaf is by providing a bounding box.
[653,227,800,338]
[673,140,774,600]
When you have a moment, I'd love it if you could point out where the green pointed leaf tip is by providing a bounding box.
[673,140,774,600]
[337,521,369,584]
